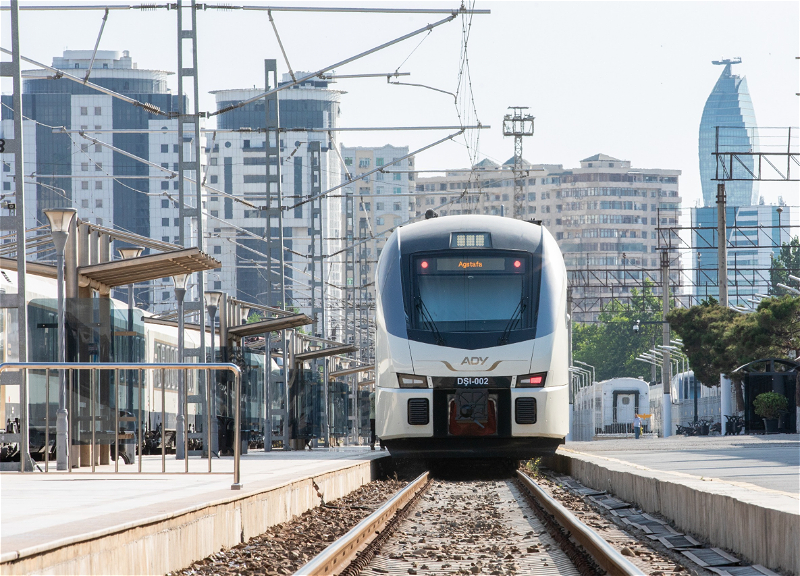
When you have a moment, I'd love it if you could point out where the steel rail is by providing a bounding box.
[516,471,640,576]
[294,472,429,576]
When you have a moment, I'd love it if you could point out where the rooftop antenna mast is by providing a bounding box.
[502,106,534,218]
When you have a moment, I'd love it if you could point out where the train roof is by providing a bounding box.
[394,214,546,254]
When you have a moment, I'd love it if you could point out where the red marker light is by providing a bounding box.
[421,261,429,269]
[514,260,521,268]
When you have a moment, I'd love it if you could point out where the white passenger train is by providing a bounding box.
[374,215,569,459]
[573,377,651,436]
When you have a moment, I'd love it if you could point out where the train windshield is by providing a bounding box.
[408,252,540,346]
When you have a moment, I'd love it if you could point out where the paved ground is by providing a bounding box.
[0,446,386,558]
[563,433,799,496]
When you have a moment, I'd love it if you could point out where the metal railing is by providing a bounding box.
[0,362,243,490]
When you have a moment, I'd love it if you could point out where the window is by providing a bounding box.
[161,144,169,153]
[214,281,222,290]
[213,245,221,254]
[161,199,169,208]
[162,236,170,242]
[394,187,401,194]
[344,157,353,166]
[211,210,218,217]
[358,158,370,168]
[393,202,401,211]
[81,144,89,153]
[80,106,88,115]
[173,163,179,171]
[162,218,170,226]
[362,202,371,211]
[95,144,102,153]
[81,199,89,208]
[376,172,384,181]
[161,181,169,190]
[209,175,218,184]
[95,181,102,190]
[94,125,101,131]
[95,199,103,208]
[81,181,89,190]
[376,217,385,225]
[162,292,170,301]
[393,173,402,181]
[81,163,89,172]
[376,157,384,166]
[173,182,179,189]
[528,192,536,201]
[161,163,169,170]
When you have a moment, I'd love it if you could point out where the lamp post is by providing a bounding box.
[172,273,189,459]
[117,246,143,463]
[44,208,77,471]
[205,290,223,455]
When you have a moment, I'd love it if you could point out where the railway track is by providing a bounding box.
[294,471,640,576]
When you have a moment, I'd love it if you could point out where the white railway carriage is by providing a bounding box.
[374,215,569,459]
[574,377,650,435]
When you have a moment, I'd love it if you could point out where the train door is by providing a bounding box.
[616,393,636,425]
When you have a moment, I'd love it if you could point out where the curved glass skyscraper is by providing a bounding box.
[698,58,759,207]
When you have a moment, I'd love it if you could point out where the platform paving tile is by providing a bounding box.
[563,434,799,496]
[0,447,385,557]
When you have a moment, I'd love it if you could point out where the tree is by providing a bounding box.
[573,279,665,382]
[668,295,800,411]
[769,236,800,296]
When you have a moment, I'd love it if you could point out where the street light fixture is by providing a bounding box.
[172,273,189,460]
[117,246,143,464]
[44,208,77,471]
[205,290,224,455]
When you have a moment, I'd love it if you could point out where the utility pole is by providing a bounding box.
[660,249,672,437]
[176,0,209,452]
[502,107,534,219]
[6,0,31,471]
[716,182,728,306]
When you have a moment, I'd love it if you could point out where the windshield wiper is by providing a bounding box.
[498,296,528,345]
[414,295,446,346]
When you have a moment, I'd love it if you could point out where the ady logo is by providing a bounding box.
[461,356,488,366]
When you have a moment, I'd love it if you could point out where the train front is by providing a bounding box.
[374,215,569,459]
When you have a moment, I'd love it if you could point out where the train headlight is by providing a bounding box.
[397,373,428,388]
[517,372,547,388]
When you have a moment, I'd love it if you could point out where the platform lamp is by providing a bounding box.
[172,273,189,460]
[205,290,224,455]
[44,208,77,471]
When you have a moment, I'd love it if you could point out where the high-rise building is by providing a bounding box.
[698,58,759,207]
[690,203,797,306]
[415,154,682,322]
[0,50,183,308]
[338,144,414,360]
[205,74,344,336]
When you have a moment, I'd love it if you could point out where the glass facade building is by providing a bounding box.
[698,59,759,207]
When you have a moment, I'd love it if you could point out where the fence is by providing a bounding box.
[0,362,243,489]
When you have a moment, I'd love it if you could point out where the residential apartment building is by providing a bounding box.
[415,154,682,322]
[338,145,414,359]
[205,74,344,337]
[1,50,184,309]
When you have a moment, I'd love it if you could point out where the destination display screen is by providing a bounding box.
[417,256,526,273]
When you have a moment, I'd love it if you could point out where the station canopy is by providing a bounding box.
[79,248,219,290]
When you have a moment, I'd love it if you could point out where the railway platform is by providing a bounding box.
[0,447,389,576]
[553,434,799,575]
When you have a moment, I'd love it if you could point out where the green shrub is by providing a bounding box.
[753,392,788,420]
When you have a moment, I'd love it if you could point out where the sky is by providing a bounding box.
[2,1,798,209]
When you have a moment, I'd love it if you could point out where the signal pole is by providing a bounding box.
[502,107,534,219]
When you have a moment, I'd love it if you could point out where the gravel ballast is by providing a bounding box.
[169,478,406,576]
